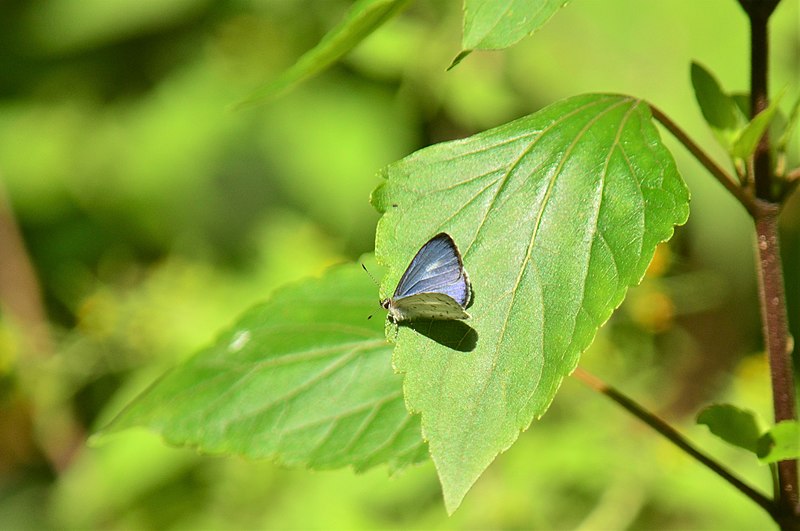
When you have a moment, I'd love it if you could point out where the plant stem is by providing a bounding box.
[742,0,777,200]
[755,206,799,515]
[571,367,778,520]
[649,105,760,217]
[738,0,800,520]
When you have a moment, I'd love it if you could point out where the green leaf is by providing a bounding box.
[98,260,427,473]
[690,62,747,149]
[776,91,800,152]
[757,421,800,464]
[462,0,570,51]
[696,404,765,454]
[372,94,689,512]
[730,93,750,117]
[731,87,786,160]
[237,0,409,108]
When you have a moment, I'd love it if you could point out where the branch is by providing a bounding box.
[571,366,778,520]
[649,105,761,218]
[738,0,800,519]
[754,207,799,516]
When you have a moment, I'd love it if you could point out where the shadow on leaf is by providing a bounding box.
[404,320,478,352]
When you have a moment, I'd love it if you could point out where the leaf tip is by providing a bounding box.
[447,50,472,71]
[440,474,472,515]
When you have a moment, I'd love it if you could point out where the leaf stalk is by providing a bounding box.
[571,367,778,520]
[649,104,760,217]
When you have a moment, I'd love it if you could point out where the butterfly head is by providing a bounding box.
[380,298,400,324]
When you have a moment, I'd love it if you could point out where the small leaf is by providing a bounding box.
[731,93,750,118]
[690,62,747,149]
[731,87,786,160]
[776,91,800,152]
[98,260,427,473]
[373,94,689,512]
[237,0,410,108]
[757,420,800,464]
[697,404,765,454]
[462,0,570,51]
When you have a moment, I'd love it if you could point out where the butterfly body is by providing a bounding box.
[382,233,471,323]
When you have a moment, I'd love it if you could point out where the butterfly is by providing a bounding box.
[381,233,472,324]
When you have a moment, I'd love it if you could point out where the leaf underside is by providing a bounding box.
[463,0,570,51]
[697,403,764,454]
[238,0,409,107]
[99,262,427,474]
[372,93,689,512]
[690,61,746,150]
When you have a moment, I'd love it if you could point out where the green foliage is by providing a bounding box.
[690,62,747,150]
[462,0,570,51]
[101,260,427,473]
[452,0,569,67]
[696,403,765,454]
[757,420,800,464]
[776,92,800,153]
[691,61,789,162]
[372,93,690,511]
[454,0,569,64]
[696,405,800,466]
[239,0,410,107]
[3,0,798,528]
[731,88,786,160]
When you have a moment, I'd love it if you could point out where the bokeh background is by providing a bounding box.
[0,0,798,529]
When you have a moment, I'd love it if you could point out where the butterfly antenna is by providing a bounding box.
[362,264,381,321]
[361,263,380,287]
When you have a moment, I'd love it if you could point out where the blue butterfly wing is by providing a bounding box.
[393,233,471,308]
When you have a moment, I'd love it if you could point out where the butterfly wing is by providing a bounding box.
[391,292,471,322]
[393,233,471,307]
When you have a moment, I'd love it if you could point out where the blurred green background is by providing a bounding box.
[0,0,798,529]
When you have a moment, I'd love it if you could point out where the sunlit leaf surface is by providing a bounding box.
[373,93,689,512]
[101,261,427,473]
[758,420,800,464]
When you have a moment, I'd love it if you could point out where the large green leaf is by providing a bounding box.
[98,261,427,473]
[462,0,570,51]
[238,0,409,107]
[372,94,689,512]
[697,403,765,454]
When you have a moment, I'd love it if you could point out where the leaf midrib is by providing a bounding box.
[435,97,637,466]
